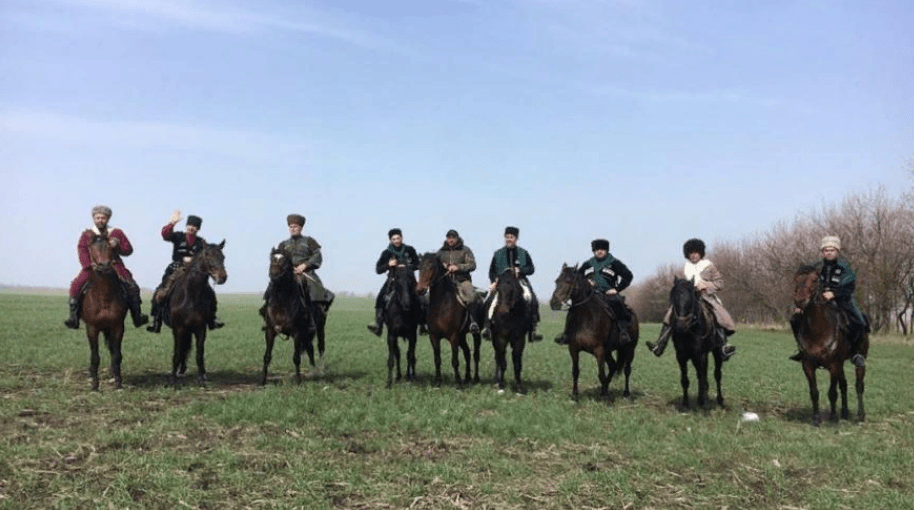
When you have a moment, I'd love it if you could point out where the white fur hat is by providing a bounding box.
[820,235,841,251]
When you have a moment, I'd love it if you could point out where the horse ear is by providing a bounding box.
[561,263,568,269]
[218,239,225,249]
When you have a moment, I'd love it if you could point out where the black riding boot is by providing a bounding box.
[718,328,736,361]
[848,322,866,368]
[468,303,481,334]
[208,317,224,330]
[367,307,384,336]
[646,324,672,356]
[789,313,803,361]
[64,297,80,329]
[146,298,162,333]
[127,292,149,328]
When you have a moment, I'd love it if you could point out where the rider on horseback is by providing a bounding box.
[555,239,633,344]
[482,226,543,341]
[436,229,483,333]
[646,238,736,361]
[789,235,868,367]
[64,205,148,329]
[262,214,335,318]
[367,228,421,336]
[147,210,224,333]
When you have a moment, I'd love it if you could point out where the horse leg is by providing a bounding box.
[511,334,525,394]
[802,361,821,426]
[838,366,849,420]
[570,348,581,401]
[316,315,327,373]
[406,330,417,382]
[472,332,482,383]
[170,328,185,386]
[107,329,124,390]
[430,335,442,387]
[855,364,866,422]
[386,330,400,389]
[696,354,710,409]
[826,372,839,422]
[303,331,316,377]
[604,349,618,400]
[713,350,724,407]
[87,326,101,391]
[293,332,303,384]
[194,329,207,386]
[597,348,610,400]
[622,345,633,399]
[457,336,472,387]
[494,339,507,391]
[262,330,276,385]
[677,352,690,409]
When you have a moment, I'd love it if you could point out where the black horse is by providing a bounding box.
[261,248,316,384]
[416,253,483,387]
[381,265,421,388]
[489,269,531,393]
[549,264,638,401]
[165,240,227,386]
[668,277,725,409]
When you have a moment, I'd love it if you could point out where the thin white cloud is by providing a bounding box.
[0,110,310,160]
[23,0,404,53]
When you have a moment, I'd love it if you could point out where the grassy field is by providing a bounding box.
[1,293,913,510]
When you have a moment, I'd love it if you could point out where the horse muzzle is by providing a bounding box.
[211,270,228,285]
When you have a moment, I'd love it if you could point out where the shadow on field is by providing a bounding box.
[569,386,646,404]
[662,396,729,414]
[124,369,263,389]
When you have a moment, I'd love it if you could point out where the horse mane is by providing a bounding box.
[795,264,819,278]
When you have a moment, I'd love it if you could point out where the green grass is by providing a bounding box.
[1,293,913,509]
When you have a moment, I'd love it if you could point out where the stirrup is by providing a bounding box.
[554,334,568,345]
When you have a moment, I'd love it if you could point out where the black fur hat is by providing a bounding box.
[591,239,610,251]
[186,215,202,228]
[287,214,305,227]
[388,228,402,238]
[504,226,519,237]
[446,229,459,238]
[683,238,706,259]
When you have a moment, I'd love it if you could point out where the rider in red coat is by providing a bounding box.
[64,205,149,329]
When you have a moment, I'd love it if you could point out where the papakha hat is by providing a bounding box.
[388,228,402,238]
[821,235,841,251]
[287,214,306,227]
[91,205,112,218]
[187,215,202,228]
[683,238,705,259]
[504,226,519,237]
[591,239,609,251]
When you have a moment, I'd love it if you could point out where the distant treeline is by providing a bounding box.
[629,164,914,333]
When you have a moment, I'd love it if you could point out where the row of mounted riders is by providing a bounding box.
[64,210,870,425]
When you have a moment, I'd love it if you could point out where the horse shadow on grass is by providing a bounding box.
[571,386,646,404]
[124,368,368,390]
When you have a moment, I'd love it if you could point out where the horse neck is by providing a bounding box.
[568,275,592,305]
[88,266,121,295]
[179,260,210,299]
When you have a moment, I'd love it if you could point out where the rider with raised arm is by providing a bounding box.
[147,210,224,333]
[646,238,736,361]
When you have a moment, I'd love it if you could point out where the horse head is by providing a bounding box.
[670,277,700,330]
[198,240,228,285]
[550,263,580,310]
[388,265,417,311]
[495,268,522,314]
[88,236,114,270]
[793,265,821,310]
[416,252,442,295]
[269,247,293,283]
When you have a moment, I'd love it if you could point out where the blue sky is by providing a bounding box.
[1,0,911,297]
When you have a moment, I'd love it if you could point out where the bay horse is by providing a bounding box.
[416,252,482,387]
[549,264,638,401]
[489,269,531,393]
[81,237,129,391]
[165,240,227,386]
[668,277,725,409]
[382,264,420,388]
[793,266,868,425]
[261,248,315,384]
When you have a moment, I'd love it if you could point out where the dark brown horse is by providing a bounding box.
[416,252,482,387]
[165,240,227,385]
[261,248,315,384]
[668,277,725,409]
[549,264,638,400]
[81,237,129,391]
[489,269,531,393]
[793,266,868,425]
[382,265,420,388]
